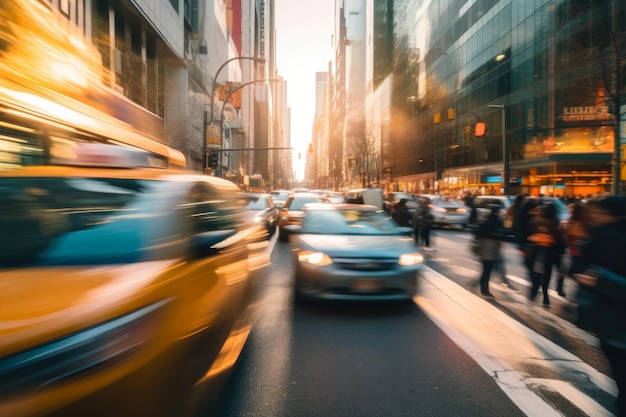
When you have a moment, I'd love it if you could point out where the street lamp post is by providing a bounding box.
[203,56,265,172]
[488,104,509,195]
[217,78,280,177]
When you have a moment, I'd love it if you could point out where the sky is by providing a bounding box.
[275,0,335,180]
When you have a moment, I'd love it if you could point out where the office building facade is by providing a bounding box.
[334,0,625,197]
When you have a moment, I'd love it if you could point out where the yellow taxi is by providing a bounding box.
[0,144,259,417]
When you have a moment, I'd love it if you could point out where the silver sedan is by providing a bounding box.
[286,204,424,302]
[418,195,470,228]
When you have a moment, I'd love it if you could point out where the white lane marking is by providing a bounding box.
[525,378,615,417]
[416,266,616,417]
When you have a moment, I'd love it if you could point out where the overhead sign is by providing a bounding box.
[486,175,502,183]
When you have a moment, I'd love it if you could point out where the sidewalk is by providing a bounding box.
[415,266,618,417]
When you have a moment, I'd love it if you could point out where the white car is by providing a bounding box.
[417,195,470,228]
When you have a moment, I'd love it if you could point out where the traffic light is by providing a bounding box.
[474,122,487,137]
[211,151,219,167]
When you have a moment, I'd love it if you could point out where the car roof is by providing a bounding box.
[0,165,241,192]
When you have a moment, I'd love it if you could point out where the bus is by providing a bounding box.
[0,84,186,170]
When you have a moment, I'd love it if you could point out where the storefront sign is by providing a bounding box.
[486,175,502,183]
[561,105,611,122]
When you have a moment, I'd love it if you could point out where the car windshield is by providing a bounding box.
[300,209,401,235]
[0,177,236,267]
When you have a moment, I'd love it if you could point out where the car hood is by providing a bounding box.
[0,261,177,354]
[297,234,418,257]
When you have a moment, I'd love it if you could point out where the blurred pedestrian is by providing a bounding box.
[571,196,626,417]
[494,246,513,288]
[560,202,591,296]
[506,195,526,238]
[476,206,505,298]
[516,199,540,279]
[413,198,434,250]
[391,198,412,227]
[526,203,561,307]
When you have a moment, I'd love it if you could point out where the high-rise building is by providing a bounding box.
[30,0,278,183]
[332,0,626,196]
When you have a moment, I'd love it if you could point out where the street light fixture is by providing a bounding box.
[203,56,266,172]
[217,78,280,177]
[488,104,509,195]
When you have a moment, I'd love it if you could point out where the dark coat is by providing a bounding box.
[392,201,413,227]
[413,206,433,230]
[476,211,503,261]
[574,218,626,345]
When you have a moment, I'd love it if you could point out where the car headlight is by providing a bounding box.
[298,251,333,266]
[0,298,171,396]
[399,253,424,266]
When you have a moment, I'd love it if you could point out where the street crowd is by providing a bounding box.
[387,191,626,416]
[468,193,626,417]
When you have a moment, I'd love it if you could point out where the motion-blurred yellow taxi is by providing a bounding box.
[0,144,258,417]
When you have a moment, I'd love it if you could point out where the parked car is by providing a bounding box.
[418,194,470,228]
[0,144,257,417]
[278,192,331,241]
[286,203,423,302]
[240,192,279,240]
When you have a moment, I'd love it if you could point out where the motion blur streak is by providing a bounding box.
[0,0,104,96]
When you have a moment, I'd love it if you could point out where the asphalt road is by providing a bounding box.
[206,236,530,417]
[197,227,619,417]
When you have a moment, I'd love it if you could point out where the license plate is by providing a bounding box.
[350,279,383,292]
